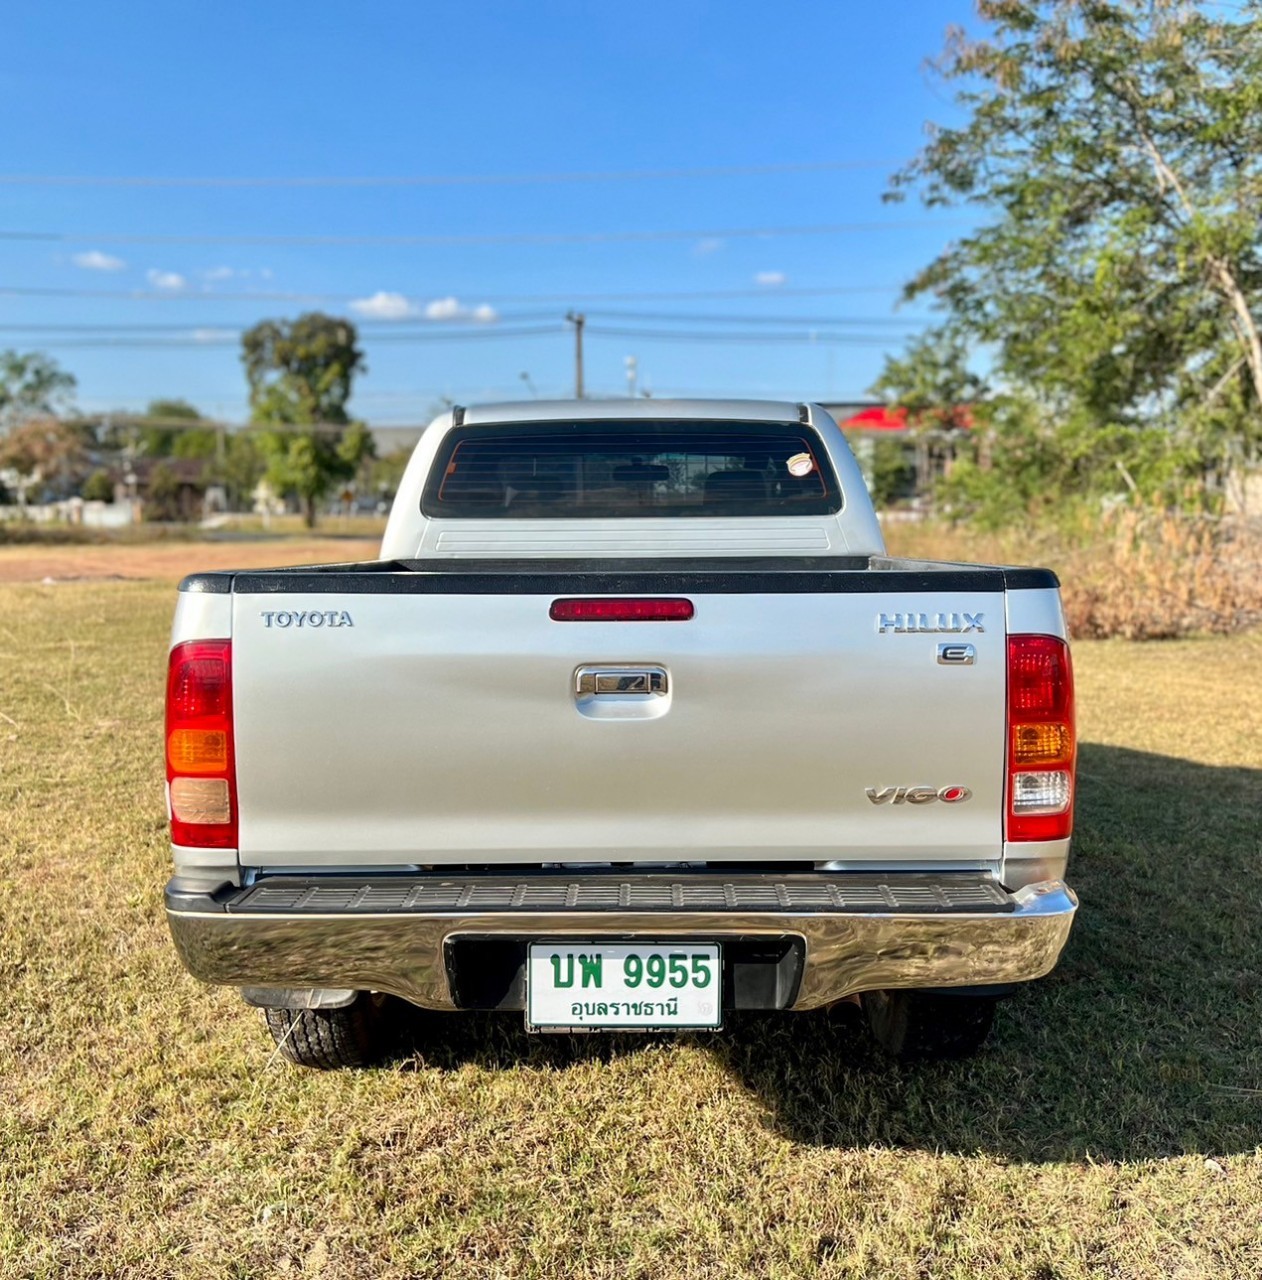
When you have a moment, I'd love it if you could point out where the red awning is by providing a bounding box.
[838,406,909,431]
[837,405,974,432]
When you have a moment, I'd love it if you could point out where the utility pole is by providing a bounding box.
[565,311,585,399]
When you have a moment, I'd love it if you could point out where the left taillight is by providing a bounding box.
[165,639,237,848]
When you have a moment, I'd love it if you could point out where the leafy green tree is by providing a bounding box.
[241,313,370,526]
[147,398,201,421]
[145,461,184,522]
[214,431,266,511]
[0,352,76,429]
[242,313,363,426]
[80,469,115,502]
[254,419,375,528]
[132,398,217,459]
[889,0,1262,483]
[359,447,412,508]
[865,437,919,509]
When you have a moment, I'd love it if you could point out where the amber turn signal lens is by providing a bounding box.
[167,728,229,773]
[1011,722,1072,765]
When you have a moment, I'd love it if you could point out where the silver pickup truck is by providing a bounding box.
[164,399,1077,1066]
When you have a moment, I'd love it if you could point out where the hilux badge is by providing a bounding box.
[877,611,984,634]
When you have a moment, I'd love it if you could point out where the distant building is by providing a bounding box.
[820,401,972,507]
[127,457,219,521]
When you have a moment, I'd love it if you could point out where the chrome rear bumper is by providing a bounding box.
[165,872,1077,1011]
[165,870,1070,1008]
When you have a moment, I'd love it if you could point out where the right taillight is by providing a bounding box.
[1006,634,1075,842]
[166,639,237,849]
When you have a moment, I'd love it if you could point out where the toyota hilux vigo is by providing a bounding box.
[163,399,1077,1066]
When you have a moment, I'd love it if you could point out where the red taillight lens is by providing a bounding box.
[166,640,237,848]
[1006,634,1075,841]
[549,597,695,622]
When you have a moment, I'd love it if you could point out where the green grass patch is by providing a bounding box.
[2,582,1261,1277]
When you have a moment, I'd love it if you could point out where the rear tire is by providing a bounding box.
[263,992,395,1069]
[861,989,998,1062]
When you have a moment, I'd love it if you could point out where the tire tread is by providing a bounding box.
[263,995,389,1069]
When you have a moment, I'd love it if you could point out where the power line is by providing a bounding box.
[585,325,898,346]
[22,324,565,350]
[0,317,555,333]
[0,159,897,189]
[0,283,909,304]
[567,309,925,328]
[0,218,961,248]
[0,310,927,335]
[21,323,913,352]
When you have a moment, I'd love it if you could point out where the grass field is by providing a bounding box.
[2,544,1262,1278]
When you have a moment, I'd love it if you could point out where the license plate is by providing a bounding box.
[526,943,722,1031]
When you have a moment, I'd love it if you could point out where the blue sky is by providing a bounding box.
[1,1,981,424]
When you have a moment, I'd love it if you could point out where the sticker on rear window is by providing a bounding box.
[786,452,814,477]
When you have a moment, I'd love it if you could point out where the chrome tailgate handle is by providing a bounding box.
[575,666,668,697]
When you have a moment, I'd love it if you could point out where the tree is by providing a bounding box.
[871,323,1202,523]
[134,398,220,460]
[147,398,201,421]
[145,461,184,522]
[889,0,1262,480]
[255,420,375,527]
[81,469,115,502]
[360,447,413,510]
[241,314,370,527]
[242,313,364,426]
[0,418,88,506]
[0,351,76,430]
[214,431,266,512]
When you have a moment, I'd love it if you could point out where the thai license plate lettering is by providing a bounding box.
[526,943,722,1030]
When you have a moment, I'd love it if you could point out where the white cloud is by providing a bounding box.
[203,266,235,282]
[424,296,497,322]
[260,267,274,280]
[424,296,462,321]
[147,269,187,291]
[350,291,420,320]
[694,238,724,256]
[755,270,787,287]
[191,328,236,344]
[73,250,126,272]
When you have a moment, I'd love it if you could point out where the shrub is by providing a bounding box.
[80,469,115,502]
[885,508,1262,640]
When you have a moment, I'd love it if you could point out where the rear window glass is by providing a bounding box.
[422,421,842,519]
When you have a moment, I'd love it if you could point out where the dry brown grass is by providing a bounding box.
[0,536,381,584]
[887,509,1262,640]
[3,566,1262,1277]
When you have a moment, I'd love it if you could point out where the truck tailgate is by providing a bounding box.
[228,571,1006,868]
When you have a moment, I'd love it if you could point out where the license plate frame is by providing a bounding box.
[525,942,723,1032]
